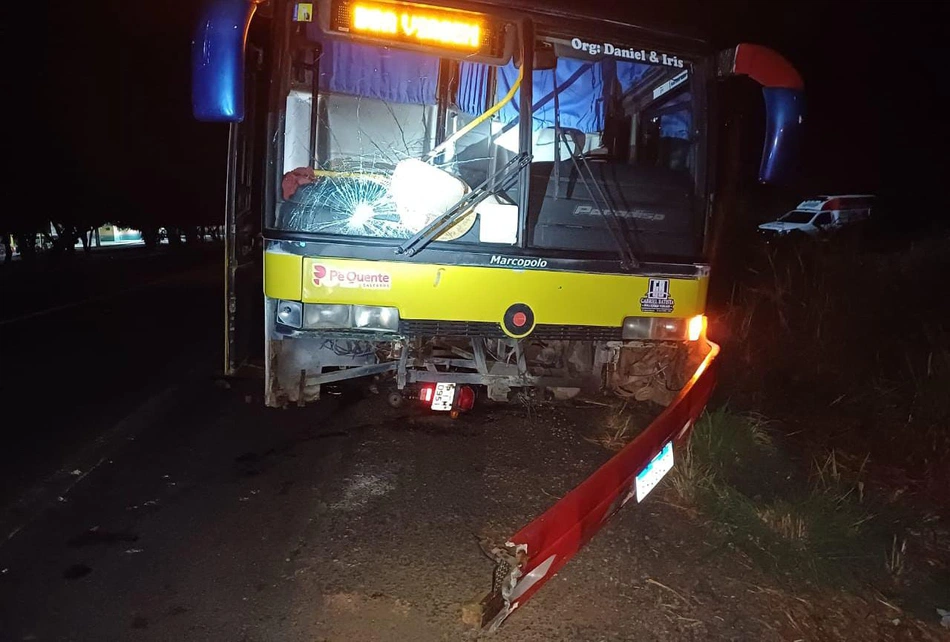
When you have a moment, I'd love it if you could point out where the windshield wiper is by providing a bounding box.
[396,153,530,257]
[558,131,640,270]
[549,77,639,270]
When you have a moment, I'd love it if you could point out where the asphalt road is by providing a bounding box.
[0,249,941,641]
[0,247,223,526]
[2,383,933,642]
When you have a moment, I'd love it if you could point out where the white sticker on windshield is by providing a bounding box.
[653,70,689,99]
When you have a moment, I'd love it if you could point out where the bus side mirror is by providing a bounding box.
[718,44,805,185]
[192,0,262,122]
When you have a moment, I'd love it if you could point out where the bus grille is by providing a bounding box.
[399,320,622,341]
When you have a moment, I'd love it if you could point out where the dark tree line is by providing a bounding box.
[4,0,229,263]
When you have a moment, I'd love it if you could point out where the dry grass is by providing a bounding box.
[715,237,950,470]
[710,236,950,595]
[885,534,907,578]
[669,407,885,586]
[583,400,659,452]
[667,439,712,505]
[590,404,634,451]
[755,505,809,542]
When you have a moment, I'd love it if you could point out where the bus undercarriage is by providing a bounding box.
[268,328,706,407]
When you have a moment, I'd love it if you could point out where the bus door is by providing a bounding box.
[224,41,266,376]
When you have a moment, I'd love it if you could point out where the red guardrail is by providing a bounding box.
[482,341,721,630]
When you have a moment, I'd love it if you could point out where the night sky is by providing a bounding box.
[41,0,948,232]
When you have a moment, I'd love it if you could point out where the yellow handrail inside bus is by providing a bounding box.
[426,63,524,162]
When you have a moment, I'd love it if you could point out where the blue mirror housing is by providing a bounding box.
[719,44,805,185]
[760,87,805,184]
[192,0,260,122]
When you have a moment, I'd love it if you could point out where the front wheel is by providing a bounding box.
[386,391,406,409]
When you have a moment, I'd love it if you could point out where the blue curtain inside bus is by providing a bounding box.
[457,62,491,116]
[494,59,602,132]
[315,39,438,105]
[307,29,688,138]
[466,59,685,137]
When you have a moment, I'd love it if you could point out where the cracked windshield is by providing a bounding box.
[276,29,701,259]
[276,30,523,245]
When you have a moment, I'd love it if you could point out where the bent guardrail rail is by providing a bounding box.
[477,341,721,631]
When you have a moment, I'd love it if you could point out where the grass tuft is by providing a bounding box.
[670,407,886,587]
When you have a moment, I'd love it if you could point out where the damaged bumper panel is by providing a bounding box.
[479,341,721,632]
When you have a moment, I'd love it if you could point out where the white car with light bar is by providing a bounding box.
[758,194,875,238]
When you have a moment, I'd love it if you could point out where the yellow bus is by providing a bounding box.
[193,0,803,411]
[192,0,804,627]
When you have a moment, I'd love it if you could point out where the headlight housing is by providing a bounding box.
[276,300,302,329]
[352,305,400,331]
[622,315,705,341]
[303,303,351,329]
[277,300,399,332]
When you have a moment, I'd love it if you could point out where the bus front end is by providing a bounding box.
[260,0,719,409]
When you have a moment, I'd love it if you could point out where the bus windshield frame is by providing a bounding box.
[263,2,710,268]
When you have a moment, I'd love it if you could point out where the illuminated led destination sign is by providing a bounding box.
[330,0,504,57]
[354,4,480,47]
